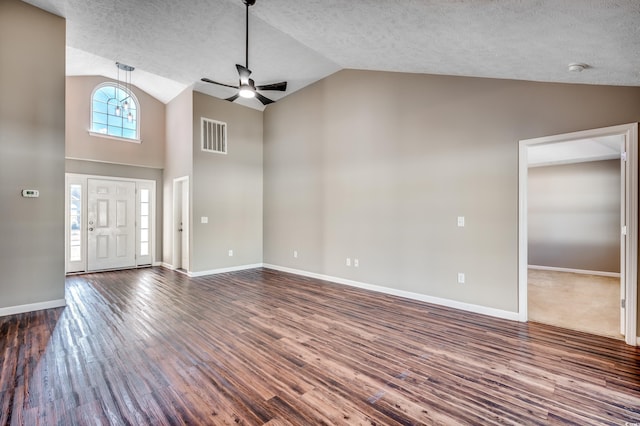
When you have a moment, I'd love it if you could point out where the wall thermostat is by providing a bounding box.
[21,189,39,198]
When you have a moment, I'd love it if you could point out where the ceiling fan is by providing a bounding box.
[201,0,287,106]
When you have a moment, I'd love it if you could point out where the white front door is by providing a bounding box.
[87,178,136,271]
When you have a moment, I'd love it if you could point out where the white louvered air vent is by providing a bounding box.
[201,117,227,154]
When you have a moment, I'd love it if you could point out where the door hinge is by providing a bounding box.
[622,225,628,235]
[621,299,626,309]
[621,151,627,162]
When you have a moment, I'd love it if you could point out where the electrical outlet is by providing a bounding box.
[354,259,359,267]
[201,216,208,224]
[457,272,465,284]
[293,250,298,258]
[346,258,351,267]
[457,216,465,227]
[228,249,233,257]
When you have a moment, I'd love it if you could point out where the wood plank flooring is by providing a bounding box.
[2,267,640,425]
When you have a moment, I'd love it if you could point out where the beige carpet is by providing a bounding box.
[528,269,622,340]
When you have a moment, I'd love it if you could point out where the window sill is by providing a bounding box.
[89,131,142,144]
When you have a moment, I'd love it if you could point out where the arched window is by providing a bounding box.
[90,83,139,141]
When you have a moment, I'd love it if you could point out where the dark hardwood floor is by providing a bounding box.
[2,267,640,425]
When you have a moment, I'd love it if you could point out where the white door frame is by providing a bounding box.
[172,176,190,271]
[518,123,638,346]
[65,173,156,273]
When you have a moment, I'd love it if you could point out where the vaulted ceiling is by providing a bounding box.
[22,0,640,110]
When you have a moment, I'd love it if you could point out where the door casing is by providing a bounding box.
[65,173,156,273]
[173,176,190,271]
[518,123,638,346]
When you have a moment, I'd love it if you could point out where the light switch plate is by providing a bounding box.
[457,216,465,227]
[201,216,208,224]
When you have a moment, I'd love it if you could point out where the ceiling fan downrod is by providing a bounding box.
[243,0,256,72]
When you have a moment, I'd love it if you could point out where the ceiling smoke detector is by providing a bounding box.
[568,63,589,72]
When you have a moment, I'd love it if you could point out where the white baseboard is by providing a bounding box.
[263,264,519,322]
[0,299,66,317]
[188,263,263,278]
[161,262,175,270]
[152,261,162,267]
[528,265,620,278]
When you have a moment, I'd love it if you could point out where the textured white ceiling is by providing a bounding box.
[22,0,640,110]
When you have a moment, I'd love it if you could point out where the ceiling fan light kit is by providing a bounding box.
[201,0,287,105]
[239,84,256,99]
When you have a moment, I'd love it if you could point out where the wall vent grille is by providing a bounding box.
[201,117,227,154]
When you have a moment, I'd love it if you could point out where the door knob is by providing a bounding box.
[89,227,94,231]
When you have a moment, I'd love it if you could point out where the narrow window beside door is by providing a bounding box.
[69,184,82,262]
[140,189,150,256]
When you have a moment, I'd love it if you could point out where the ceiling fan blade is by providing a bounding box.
[236,64,252,81]
[255,92,275,105]
[201,78,238,89]
[225,94,240,102]
[256,81,287,92]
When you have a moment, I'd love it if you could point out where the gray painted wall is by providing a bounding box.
[191,93,263,272]
[0,0,66,309]
[263,69,640,313]
[528,160,620,273]
[163,87,193,266]
[65,159,164,260]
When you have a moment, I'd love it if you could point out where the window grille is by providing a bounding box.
[90,83,139,142]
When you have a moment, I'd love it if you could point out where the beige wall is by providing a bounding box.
[66,76,165,169]
[191,92,263,272]
[163,87,193,265]
[528,160,620,273]
[264,69,640,313]
[65,75,166,266]
[0,0,66,310]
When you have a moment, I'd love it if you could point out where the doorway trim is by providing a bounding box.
[65,173,156,274]
[518,123,638,346]
[172,176,190,272]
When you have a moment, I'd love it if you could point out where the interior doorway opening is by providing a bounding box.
[172,176,189,272]
[518,123,638,346]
